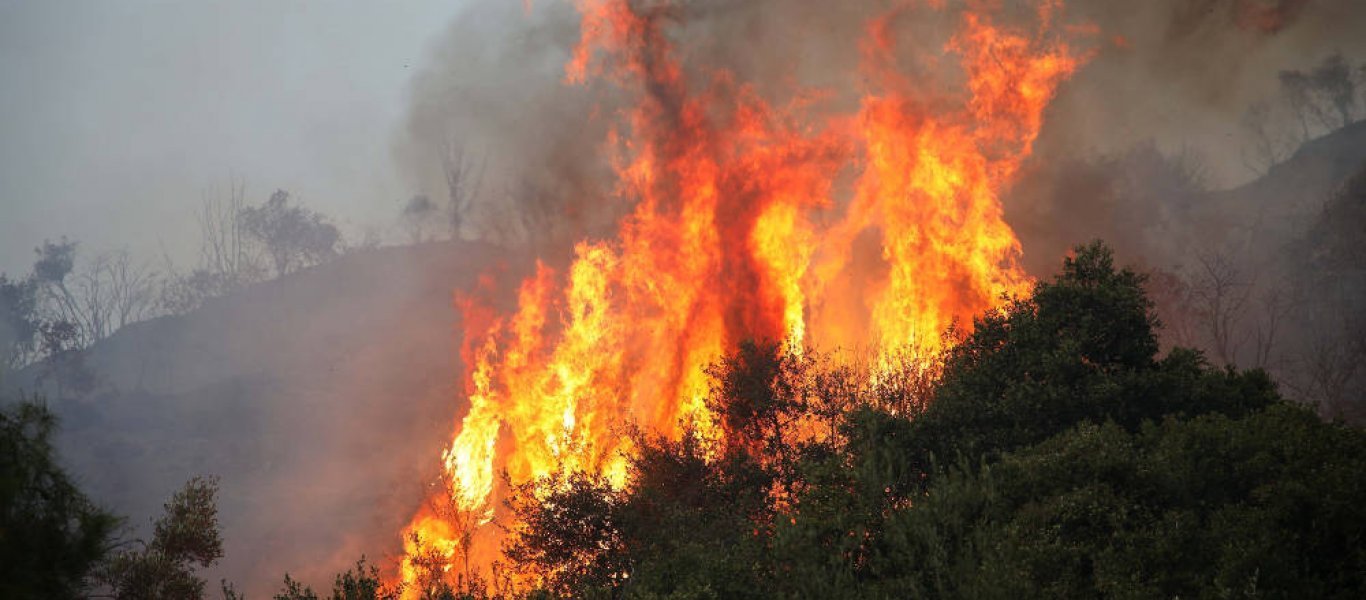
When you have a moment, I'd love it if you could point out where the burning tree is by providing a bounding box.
[398,0,1089,591]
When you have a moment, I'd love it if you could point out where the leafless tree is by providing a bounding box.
[33,240,159,347]
[1248,282,1297,370]
[159,176,266,314]
[1287,308,1365,420]
[1145,268,1199,350]
[74,250,160,342]
[197,175,258,287]
[1189,252,1254,366]
[443,138,487,240]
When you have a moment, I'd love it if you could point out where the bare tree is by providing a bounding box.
[1287,307,1366,421]
[73,250,160,342]
[1189,252,1254,366]
[196,175,258,287]
[32,240,160,347]
[1145,268,1199,350]
[443,138,486,240]
[160,177,268,314]
[1249,282,1297,370]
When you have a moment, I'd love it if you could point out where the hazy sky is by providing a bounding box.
[0,1,460,275]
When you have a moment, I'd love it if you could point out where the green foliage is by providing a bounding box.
[0,397,119,599]
[911,240,1276,469]
[272,557,434,600]
[98,476,226,599]
[491,241,1366,599]
[883,403,1366,598]
[503,470,626,597]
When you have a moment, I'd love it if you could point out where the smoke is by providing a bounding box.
[5,0,1365,595]
[394,0,1366,418]
[396,0,1366,254]
[396,1,615,249]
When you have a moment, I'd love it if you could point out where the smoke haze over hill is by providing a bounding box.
[3,0,1366,595]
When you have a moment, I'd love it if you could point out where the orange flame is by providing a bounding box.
[399,0,1088,592]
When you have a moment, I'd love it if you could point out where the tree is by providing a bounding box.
[502,470,626,597]
[96,476,226,599]
[0,274,41,370]
[0,397,119,599]
[442,140,485,241]
[402,195,439,244]
[1311,53,1358,129]
[273,558,401,600]
[877,404,1366,598]
[239,190,341,278]
[905,241,1274,467]
[197,176,256,287]
[29,239,160,348]
[1278,52,1364,139]
[448,241,1365,598]
[160,177,269,315]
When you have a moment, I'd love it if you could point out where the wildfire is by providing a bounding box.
[399,0,1087,592]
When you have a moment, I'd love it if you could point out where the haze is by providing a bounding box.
[0,1,457,275]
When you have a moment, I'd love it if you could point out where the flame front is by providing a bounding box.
[401,0,1087,590]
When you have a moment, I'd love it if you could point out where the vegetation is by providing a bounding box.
[0,397,118,598]
[0,182,347,381]
[4,242,1363,598]
[487,241,1366,599]
[0,397,227,599]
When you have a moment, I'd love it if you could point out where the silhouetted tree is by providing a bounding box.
[240,190,341,278]
[442,140,485,240]
[402,195,439,244]
[0,274,41,370]
[272,558,401,600]
[1279,52,1364,139]
[0,397,119,599]
[28,239,159,348]
[96,476,225,599]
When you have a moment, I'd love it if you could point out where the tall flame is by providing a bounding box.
[400,0,1087,590]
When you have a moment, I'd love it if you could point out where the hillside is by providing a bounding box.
[1197,120,1366,264]
[9,125,1365,595]
[12,240,524,595]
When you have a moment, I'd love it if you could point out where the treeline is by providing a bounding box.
[4,242,1364,598]
[1242,51,1366,175]
[0,183,344,384]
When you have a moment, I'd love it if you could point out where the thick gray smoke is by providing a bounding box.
[5,0,1366,596]
[397,0,1366,410]
[397,0,1366,244]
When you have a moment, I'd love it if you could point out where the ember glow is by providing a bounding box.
[399,0,1087,590]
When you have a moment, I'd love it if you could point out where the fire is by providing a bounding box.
[399,0,1087,593]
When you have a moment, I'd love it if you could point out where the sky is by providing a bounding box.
[0,0,460,276]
